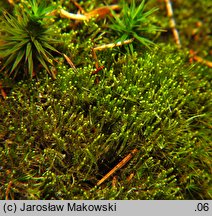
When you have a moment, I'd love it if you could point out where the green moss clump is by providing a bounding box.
[0,0,211,200]
[0,43,211,199]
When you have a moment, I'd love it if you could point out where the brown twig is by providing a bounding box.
[85,5,120,20]
[63,54,77,72]
[91,48,104,84]
[91,38,134,78]
[0,82,7,99]
[91,66,105,76]
[112,176,118,188]
[164,0,181,48]
[93,38,134,51]
[70,0,85,14]
[91,48,99,69]
[8,0,14,5]
[96,148,138,186]
[60,9,87,20]
[60,5,120,21]
[189,50,212,68]
[193,56,212,68]
[5,181,13,200]
[127,172,135,182]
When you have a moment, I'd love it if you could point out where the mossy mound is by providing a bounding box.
[0,44,211,199]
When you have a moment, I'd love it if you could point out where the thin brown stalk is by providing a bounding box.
[85,5,120,20]
[8,0,14,5]
[60,5,120,21]
[91,48,99,69]
[112,176,118,188]
[164,0,181,48]
[93,38,134,51]
[0,82,7,99]
[193,55,212,68]
[70,0,85,14]
[127,172,135,182]
[5,181,13,200]
[189,50,212,68]
[60,9,87,20]
[96,148,138,186]
[63,54,77,72]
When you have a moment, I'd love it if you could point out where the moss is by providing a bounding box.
[0,43,211,199]
[0,0,211,200]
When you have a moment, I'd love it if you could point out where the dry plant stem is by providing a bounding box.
[0,88,7,99]
[164,0,181,48]
[91,39,134,76]
[85,5,120,20]
[0,82,7,99]
[60,9,87,20]
[193,55,212,68]
[92,38,134,74]
[70,0,85,14]
[93,38,134,51]
[193,56,212,68]
[92,48,99,69]
[5,181,13,200]
[63,54,77,72]
[60,5,120,21]
[96,148,139,186]
[127,172,135,182]
[112,176,118,188]
[91,49,104,78]
[8,0,14,5]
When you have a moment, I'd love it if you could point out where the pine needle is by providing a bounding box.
[96,148,138,186]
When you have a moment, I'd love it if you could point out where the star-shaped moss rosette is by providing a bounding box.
[0,0,60,79]
[109,0,162,51]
